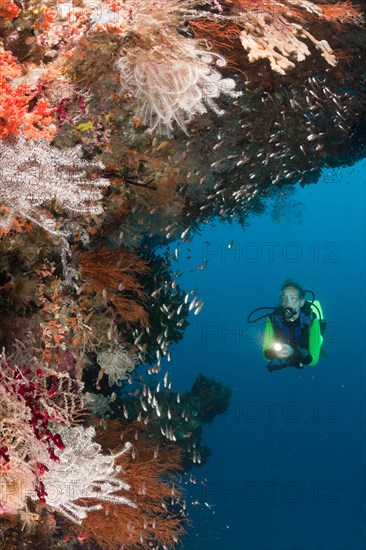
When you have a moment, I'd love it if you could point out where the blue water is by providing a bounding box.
[163,161,366,550]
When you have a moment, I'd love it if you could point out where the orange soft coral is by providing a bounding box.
[0,1,21,20]
[0,52,56,140]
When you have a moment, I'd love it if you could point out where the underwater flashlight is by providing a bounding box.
[273,343,283,352]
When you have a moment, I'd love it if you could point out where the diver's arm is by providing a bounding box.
[289,348,312,365]
[262,318,276,361]
[290,317,322,366]
[307,317,322,366]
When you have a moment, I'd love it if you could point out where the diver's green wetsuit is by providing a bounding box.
[262,303,323,367]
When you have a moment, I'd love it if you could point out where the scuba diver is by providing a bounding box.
[247,280,326,373]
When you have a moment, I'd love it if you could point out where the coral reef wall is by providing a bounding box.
[0,0,365,548]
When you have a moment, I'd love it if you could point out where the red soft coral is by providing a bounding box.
[0,52,56,140]
[0,1,21,20]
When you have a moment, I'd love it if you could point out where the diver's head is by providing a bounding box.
[279,281,305,321]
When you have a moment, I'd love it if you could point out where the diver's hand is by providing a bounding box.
[275,344,294,360]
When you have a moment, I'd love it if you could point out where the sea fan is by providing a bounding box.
[79,247,150,328]
[0,137,109,236]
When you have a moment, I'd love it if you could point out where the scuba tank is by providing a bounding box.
[309,298,327,356]
[309,298,327,338]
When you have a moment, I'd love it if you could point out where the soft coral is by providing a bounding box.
[0,51,56,139]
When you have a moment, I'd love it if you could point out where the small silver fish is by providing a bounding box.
[194,303,204,316]
[181,227,190,240]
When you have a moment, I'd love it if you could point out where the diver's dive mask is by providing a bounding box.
[281,307,297,320]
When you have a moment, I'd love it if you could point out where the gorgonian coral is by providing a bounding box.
[78,247,150,328]
[0,137,109,236]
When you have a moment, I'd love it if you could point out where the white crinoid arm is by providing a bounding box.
[37,426,136,523]
[115,34,241,136]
